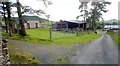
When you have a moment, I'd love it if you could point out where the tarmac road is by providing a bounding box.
[71,34,118,64]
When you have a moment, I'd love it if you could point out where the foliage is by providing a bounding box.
[112,22,119,25]
[87,1,111,30]
[37,0,52,7]
[0,0,52,37]
[95,22,103,29]
[77,1,111,30]
[76,2,89,20]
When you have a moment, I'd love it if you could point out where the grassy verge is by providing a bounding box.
[4,28,101,45]
[107,31,120,48]
[0,30,3,37]
[8,44,40,64]
[9,51,40,64]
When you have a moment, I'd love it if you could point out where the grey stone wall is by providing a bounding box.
[0,38,10,66]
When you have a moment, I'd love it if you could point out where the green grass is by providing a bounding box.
[0,31,2,37]
[9,51,40,64]
[107,31,120,48]
[5,28,101,45]
[7,43,40,64]
[55,56,69,64]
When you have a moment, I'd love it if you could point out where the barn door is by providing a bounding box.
[36,23,38,28]
[27,23,30,29]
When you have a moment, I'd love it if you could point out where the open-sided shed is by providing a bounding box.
[53,20,87,30]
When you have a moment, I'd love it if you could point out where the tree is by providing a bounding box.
[87,1,111,30]
[76,0,90,31]
[76,2,89,21]
[0,2,16,36]
[77,0,111,30]
[6,2,13,36]
[16,0,27,36]
[0,2,8,33]
[37,0,52,7]
[112,21,118,25]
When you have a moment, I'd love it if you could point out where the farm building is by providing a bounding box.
[104,25,120,30]
[52,20,89,30]
[13,16,47,29]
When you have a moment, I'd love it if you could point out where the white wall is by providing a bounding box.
[24,21,42,29]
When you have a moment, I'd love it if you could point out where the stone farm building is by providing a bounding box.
[13,16,47,29]
[52,20,89,31]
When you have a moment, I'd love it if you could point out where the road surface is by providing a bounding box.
[71,34,118,64]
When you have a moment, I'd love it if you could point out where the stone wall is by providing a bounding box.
[0,38,10,65]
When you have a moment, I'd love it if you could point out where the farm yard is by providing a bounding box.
[0,0,119,65]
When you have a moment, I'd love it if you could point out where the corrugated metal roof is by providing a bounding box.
[61,20,86,24]
[13,16,47,23]
[104,25,120,29]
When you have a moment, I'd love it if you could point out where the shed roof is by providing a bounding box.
[61,20,86,24]
[13,16,47,23]
[104,25,120,29]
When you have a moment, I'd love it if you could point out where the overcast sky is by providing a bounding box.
[12,0,119,21]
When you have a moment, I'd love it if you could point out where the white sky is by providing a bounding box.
[13,0,120,21]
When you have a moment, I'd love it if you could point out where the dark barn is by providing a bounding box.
[52,20,87,30]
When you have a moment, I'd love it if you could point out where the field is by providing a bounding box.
[9,28,101,46]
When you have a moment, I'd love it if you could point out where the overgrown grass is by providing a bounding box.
[7,43,40,64]
[9,51,40,64]
[4,28,101,45]
[107,31,120,48]
[0,30,3,37]
[55,56,69,64]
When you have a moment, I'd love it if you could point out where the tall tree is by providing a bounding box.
[16,0,26,36]
[88,1,111,30]
[0,2,15,35]
[0,2,8,33]
[6,2,12,36]
[77,1,111,30]
[76,2,89,21]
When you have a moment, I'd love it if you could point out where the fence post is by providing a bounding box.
[49,28,52,40]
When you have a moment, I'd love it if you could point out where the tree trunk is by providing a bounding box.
[12,21,15,33]
[16,0,26,36]
[6,2,12,37]
[2,3,8,33]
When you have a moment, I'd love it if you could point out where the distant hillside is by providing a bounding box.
[105,19,118,23]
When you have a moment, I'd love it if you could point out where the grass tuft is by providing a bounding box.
[9,51,40,64]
